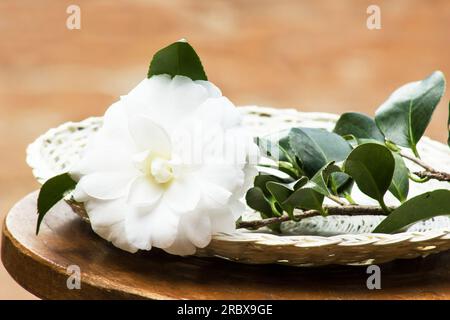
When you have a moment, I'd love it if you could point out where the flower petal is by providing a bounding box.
[209,209,236,234]
[85,197,138,253]
[70,102,136,178]
[77,171,136,200]
[125,203,179,250]
[123,75,214,132]
[200,181,232,206]
[128,115,171,156]
[163,178,201,212]
[195,80,222,98]
[182,212,212,248]
[163,231,197,256]
[127,175,163,207]
[196,97,241,128]
[198,165,244,193]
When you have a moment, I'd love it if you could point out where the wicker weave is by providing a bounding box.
[26,106,450,266]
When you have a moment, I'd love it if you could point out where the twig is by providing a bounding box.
[413,171,450,182]
[400,151,450,182]
[399,151,435,172]
[237,205,392,230]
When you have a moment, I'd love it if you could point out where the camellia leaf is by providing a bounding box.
[333,112,384,142]
[36,173,77,235]
[293,176,309,190]
[266,181,295,218]
[245,187,274,219]
[389,153,409,203]
[254,174,285,197]
[343,143,394,212]
[257,132,302,177]
[375,71,446,157]
[147,40,207,81]
[329,172,354,197]
[266,181,292,203]
[283,187,325,214]
[288,127,352,177]
[306,162,341,197]
[373,189,450,233]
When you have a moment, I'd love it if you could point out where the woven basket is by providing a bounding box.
[26,106,450,266]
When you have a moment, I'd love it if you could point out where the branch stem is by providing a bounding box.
[413,171,450,182]
[399,151,435,172]
[399,151,450,182]
[237,205,393,230]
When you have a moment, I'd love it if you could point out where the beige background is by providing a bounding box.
[0,0,449,299]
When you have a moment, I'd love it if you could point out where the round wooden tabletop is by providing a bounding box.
[2,191,450,300]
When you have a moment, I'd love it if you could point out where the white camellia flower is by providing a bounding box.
[70,74,258,255]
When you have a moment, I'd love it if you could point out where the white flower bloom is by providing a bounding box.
[70,75,258,255]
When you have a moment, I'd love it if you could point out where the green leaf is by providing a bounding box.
[329,172,354,197]
[389,153,409,203]
[306,162,341,196]
[293,176,309,190]
[343,143,394,212]
[36,173,77,235]
[257,133,303,177]
[266,181,292,203]
[373,189,450,233]
[147,40,207,81]
[283,187,325,214]
[254,174,285,197]
[334,112,384,142]
[288,127,352,177]
[266,182,295,218]
[245,187,274,219]
[375,71,446,157]
[260,130,300,165]
[356,139,409,202]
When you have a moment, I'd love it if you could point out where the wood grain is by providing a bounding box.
[2,191,450,300]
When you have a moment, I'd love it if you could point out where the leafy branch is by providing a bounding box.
[247,71,450,234]
[237,205,391,229]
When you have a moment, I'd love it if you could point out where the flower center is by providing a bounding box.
[149,157,174,184]
[133,151,174,184]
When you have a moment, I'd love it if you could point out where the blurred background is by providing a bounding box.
[0,0,449,299]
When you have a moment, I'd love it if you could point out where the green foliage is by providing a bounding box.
[373,190,450,233]
[36,173,77,235]
[306,162,341,197]
[266,181,295,218]
[389,153,409,202]
[333,112,384,142]
[343,143,394,212]
[148,40,207,81]
[288,128,352,177]
[248,70,449,229]
[245,187,275,219]
[329,172,353,197]
[375,71,446,157]
[283,187,325,214]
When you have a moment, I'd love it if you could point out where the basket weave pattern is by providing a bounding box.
[26,106,450,266]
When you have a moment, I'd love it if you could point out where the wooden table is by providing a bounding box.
[2,191,450,300]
